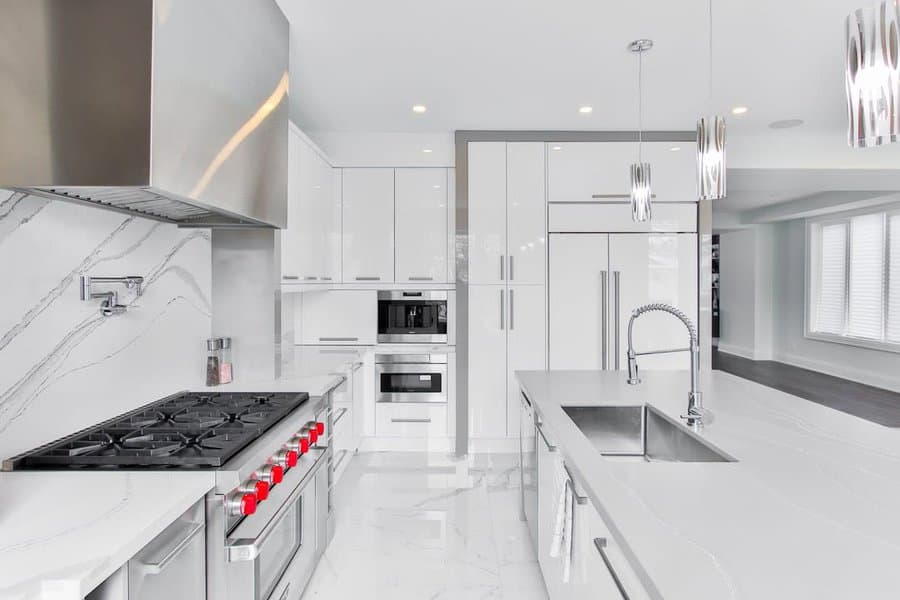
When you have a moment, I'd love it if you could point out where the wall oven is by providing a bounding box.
[376,354,448,404]
[377,291,448,343]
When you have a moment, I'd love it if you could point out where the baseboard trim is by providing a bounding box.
[773,351,900,393]
[716,343,755,360]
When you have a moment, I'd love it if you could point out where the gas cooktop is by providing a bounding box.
[6,391,309,470]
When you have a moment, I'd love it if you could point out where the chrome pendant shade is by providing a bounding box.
[845,1,900,148]
[630,163,652,222]
[629,39,653,223]
[697,115,726,200]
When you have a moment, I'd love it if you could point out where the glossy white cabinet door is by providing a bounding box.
[281,128,305,282]
[322,168,342,282]
[507,143,547,285]
[641,141,697,203]
[468,284,508,439]
[300,290,377,345]
[548,142,638,202]
[395,168,448,283]
[549,234,610,370]
[468,142,507,284]
[342,168,395,283]
[536,419,564,600]
[506,285,546,436]
[608,234,698,370]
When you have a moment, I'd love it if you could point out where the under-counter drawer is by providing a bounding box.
[375,404,448,438]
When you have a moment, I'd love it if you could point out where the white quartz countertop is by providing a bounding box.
[516,369,900,600]
[0,471,214,600]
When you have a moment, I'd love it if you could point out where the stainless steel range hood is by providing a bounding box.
[0,0,289,228]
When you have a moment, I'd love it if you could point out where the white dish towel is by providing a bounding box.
[549,460,574,582]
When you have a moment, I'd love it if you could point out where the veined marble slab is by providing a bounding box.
[516,369,900,599]
[0,191,212,462]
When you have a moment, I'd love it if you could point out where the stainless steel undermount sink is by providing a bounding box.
[562,404,736,463]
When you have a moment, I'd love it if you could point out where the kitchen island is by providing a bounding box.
[516,369,900,599]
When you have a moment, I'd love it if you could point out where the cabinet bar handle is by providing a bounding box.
[139,522,204,575]
[500,289,505,330]
[563,464,588,505]
[601,270,608,370]
[594,538,631,600]
[536,423,557,452]
[408,276,434,281]
[320,276,333,281]
[500,255,505,281]
[509,288,515,330]
[319,337,359,342]
[303,276,318,281]
[282,275,299,280]
[509,255,515,281]
[613,271,621,370]
[391,418,432,423]
[355,276,381,281]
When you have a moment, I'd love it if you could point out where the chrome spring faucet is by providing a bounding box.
[625,303,705,427]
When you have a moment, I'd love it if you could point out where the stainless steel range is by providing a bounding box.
[4,389,335,600]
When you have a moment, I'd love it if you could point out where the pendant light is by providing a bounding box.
[697,0,726,200]
[845,1,900,147]
[629,39,652,223]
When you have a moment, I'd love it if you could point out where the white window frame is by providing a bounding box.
[805,204,900,354]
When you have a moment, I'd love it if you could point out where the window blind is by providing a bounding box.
[847,213,885,339]
[888,214,900,342]
[815,223,847,335]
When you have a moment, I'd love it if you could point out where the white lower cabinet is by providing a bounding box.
[375,403,448,438]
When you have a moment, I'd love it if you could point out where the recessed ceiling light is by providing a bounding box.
[422,148,433,153]
[551,145,562,151]
[731,106,749,115]
[432,184,441,189]
[768,118,804,130]
[412,105,427,114]
[578,106,593,114]
[670,146,681,152]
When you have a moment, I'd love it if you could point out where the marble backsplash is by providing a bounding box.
[0,190,212,462]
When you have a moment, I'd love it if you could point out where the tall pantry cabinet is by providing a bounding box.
[468,142,547,440]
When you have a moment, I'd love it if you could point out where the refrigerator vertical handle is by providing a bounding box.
[509,288,515,330]
[509,255,515,281]
[613,271,621,370]
[500,289,505,330]
[601,271,608,370]
[500,255,505,281]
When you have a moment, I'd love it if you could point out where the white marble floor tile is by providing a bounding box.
[303,452,548,600]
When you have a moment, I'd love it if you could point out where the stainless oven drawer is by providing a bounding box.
[225,452,327,600]
[376,362,447,404]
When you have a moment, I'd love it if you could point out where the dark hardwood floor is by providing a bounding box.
[712,347,900,427]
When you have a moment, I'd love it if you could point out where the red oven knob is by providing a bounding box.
[258,464,281,487]
[309,428,318,443]
[228,491,257,517]
[255,480,270,501]
[285,450,298,468]
[271,464,284,484]
[316,421,325,435]
[299,437,310,454]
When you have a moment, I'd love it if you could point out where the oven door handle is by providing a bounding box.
[226,450,329,562]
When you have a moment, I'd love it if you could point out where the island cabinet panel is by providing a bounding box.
[536,417,565,600]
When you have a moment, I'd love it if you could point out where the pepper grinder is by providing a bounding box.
[206,337,223,386]
[219,337,233,384]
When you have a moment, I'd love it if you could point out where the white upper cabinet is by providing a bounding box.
[395,168,448,284]
[548,142,637,202]
[506,143,546,285]
[468,142,507,285]
[282,126,341,283]
[548,141,697,203]
[342,168,395,283]
[468,142,547,285]
[641,141,697,202]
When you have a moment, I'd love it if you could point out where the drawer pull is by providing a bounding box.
[408,276,434,281]
[594,538,630,600]
[319,337,359,342]
[390,418,432,423]
[563,464,588,505]
[334,407,349,426]
[282,275,299,280]
[536,423,557,452]
[303,276,318,281]
[355,276,381,281]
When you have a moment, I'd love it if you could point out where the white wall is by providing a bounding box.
[771,220,900,392]
[718,227,774,360]
[0,191,212,461]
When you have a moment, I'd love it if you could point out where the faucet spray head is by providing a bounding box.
[626,350,641,385]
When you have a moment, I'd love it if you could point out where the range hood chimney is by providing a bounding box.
[0,0,288,228]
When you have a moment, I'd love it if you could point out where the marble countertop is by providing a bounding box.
[516,369,900,600]
[0,471,215,600]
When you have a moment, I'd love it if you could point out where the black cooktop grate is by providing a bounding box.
[8,391,308,470]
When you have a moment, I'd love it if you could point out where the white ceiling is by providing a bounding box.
[276,0,861,136]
